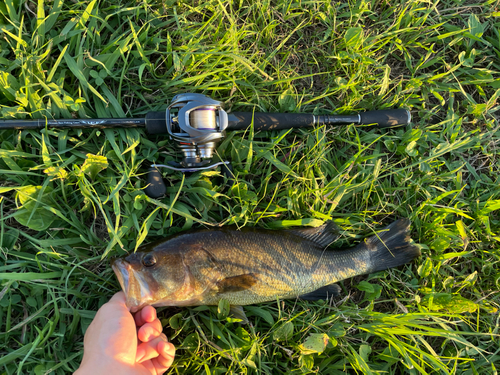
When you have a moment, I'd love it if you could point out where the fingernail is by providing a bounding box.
[161,333,168,341]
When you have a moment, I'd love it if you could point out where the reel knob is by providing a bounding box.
[144,167,167,198]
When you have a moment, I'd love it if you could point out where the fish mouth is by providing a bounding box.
[111,258,154,312]
[111,258,130,296]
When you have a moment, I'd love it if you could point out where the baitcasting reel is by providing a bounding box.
[0,93,412,198]
[145,93,233,198]
[163,93,228,170]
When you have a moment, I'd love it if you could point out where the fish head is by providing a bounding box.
[111,249,188,312]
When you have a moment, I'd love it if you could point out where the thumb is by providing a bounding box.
[108,291,127,306]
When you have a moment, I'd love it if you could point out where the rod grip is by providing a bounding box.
[145,111,168,134]
[359,109,411,128]
[227,112,314,131]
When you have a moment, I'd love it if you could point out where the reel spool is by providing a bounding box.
[165,93,228,169]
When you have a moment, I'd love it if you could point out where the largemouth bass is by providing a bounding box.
[112,219,420,313]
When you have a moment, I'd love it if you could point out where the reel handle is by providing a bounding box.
[144,163,235,199]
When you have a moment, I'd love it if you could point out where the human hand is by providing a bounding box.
[75,292,175,375]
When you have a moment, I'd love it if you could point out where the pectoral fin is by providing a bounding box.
[299,284,341,301]
[216,273,259,294]
[230,305,249,324]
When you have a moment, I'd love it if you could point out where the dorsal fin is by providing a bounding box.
[291,221,340,248]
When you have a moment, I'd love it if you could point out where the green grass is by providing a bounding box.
[1,0,499,373]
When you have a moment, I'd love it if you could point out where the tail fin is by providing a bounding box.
[357,219,420,273]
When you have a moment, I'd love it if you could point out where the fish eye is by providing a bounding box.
[142,254,156,267]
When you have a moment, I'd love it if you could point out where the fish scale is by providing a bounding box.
[207,231,365,305]
[200,231,320,305]
[112,219,420,313]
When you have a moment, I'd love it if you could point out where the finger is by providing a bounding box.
[135,305,157,327]
[152,356,174,375]
[136,341,159,363]
[138,319,163,342]
[136,336,166,363]
[135,343,147,363]
[108,291,127,305]
[140,359,157,375]
[151,342,175,374]
[151,357,169,375]
[157,339,175,365]
[93,292,130,323]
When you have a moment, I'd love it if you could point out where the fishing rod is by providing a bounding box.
[0,93,411,198]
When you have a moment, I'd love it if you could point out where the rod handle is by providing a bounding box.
[145,111,168,134]
[359,109,411,128]
[227,112,314,131]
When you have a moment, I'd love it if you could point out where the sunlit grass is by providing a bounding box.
[0,0,499,374]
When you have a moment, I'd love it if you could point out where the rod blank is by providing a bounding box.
[0,118,146,131]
